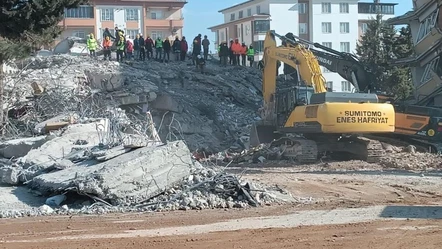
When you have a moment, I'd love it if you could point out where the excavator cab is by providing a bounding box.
[275,84,314,126]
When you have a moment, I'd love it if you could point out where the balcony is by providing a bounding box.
[61,18,96,27]
[358,3,395,15]
[146,19,183,29]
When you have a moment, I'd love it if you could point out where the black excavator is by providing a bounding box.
[278,33,442,152]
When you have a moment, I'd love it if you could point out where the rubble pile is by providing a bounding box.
[0,54,295,217]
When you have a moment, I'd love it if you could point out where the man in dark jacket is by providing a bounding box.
[139,34,146,61]
[180,36,188,61]
[228,39,234,65]
[133,34,140,60]
[162,37,171,63]
[193,34,202,48]
[192,39,201,66]
[114,26,120,44]
[145,36,154,59]
[219,41,229,66]
[202,35,210,61]
[103,28,115,41]
[172,37,181,61]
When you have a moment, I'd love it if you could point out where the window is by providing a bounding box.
[151,31,163,40]
[126,9,139,21]
[253,20,270,34]
[340,22,349,33]
[340,42,350,52]
[256,5,261,14]
[421,57,440,84]
[341,81,352,92]
[322,22,331,33]
[101,8,114,21]
[416,9,439,43]
[326,81,333,92]
[299,23,308,34]
[323,67,330,73]
[151,11,163,19]
[361,23,368,33]
[322,42,332,48]
[230,13,235,21]
[72,30,86,38]
[299,3,307,14]
[339,3,349,13]
[64,6,94,18]
[239,10,243,18]
[253,40,264,53]
[126,29,139,39]
[247,8,251,16]
[322,3,331,13]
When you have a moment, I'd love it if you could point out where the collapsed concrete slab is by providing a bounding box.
[30,140,194,205]
[23,121,104,170]
[0,136,49,159]
[85,70,124,91]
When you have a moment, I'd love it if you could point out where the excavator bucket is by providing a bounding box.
[249,123,278,147]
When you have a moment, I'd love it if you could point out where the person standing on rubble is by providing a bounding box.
[172,36,181,61]
[133,34,140,60]
[193,34,202,49]
[103,28,115,41]
[219,41,229,66]
[240,42,247,66]
[202,35,210,61]
[162,37,171,63]
[247,44,255,67]
[155,37,163,60]
[231,38,242,66]
[145,35,154,59]
[180,36,188,61]
[87,33,98,57]
[228,39,234,65]
[126,38,134,60]
[102,36,112,60]
[116,32,125,62]
[192,39,201,66]
[138,34,146,61]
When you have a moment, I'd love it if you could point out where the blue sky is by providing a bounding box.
[182,0,413,42]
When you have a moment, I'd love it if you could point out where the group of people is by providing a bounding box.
[85,27,254,70]
[217,38,255,67]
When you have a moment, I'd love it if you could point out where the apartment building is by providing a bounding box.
[59,0,186,42]
[387,0,442,106]
[208,0,396,92]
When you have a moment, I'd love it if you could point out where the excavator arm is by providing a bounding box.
[280,33,376,93]
[262,31,327,105]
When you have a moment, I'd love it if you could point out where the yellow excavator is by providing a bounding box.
[250,31,396,163]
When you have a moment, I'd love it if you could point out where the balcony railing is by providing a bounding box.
[64,6,94,18]
[358,3,394,15]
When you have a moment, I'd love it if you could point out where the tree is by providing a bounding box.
[356,14,414,100]
[0,0,87,135]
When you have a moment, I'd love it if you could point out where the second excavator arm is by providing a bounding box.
[280,33,376,93]
[262,31,327,105]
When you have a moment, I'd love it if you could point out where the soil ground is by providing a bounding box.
[2,160,442,248]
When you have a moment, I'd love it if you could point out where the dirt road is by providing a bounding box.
[2,161,442,249]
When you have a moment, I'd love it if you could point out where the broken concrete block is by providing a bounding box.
[0,136,49,159]
[0,167,20,185]
[150,94,181,113]
[24,122,102,170]
[119,93,157,106]
[33,114,76,134]
[85,71,124,91]
[45,122,70,133]
[30,140,194,205]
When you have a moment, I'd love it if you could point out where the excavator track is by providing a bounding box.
[270,137,318,163]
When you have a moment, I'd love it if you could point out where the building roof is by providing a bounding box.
[218,0,255,13]
[207,14,270,30]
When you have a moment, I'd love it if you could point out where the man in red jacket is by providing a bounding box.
[180,36,188,61]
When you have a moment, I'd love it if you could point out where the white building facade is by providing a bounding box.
[209,0,396,92]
